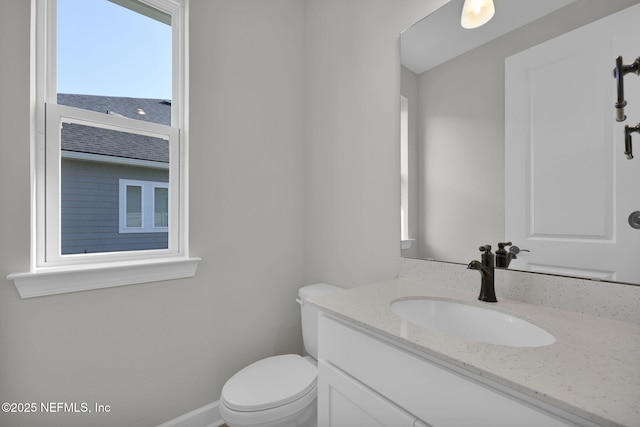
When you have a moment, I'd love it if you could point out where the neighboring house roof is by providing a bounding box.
[58,94,171,164]
[58,93,171,125]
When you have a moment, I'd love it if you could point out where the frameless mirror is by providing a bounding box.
[400,0,640,285]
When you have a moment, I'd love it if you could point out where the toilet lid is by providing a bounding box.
[221,354,317,412]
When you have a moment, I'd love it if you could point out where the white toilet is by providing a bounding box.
[219,283,343,427]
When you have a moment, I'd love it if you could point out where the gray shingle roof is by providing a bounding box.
[58,93,171,125]
[58,94,171,163]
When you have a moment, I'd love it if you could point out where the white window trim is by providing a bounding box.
[119,179,169,233]
[8,0,199,298]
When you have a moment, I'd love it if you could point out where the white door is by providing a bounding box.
[505,4,640,283]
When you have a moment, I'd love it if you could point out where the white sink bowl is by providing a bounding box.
[391,299,555,347]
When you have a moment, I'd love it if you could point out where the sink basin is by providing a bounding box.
[391,299,555,347]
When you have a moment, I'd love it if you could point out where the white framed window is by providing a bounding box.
[400,96,409,241]
[8,0,199,298]
[119,179,169,233]
[400,95,413,250]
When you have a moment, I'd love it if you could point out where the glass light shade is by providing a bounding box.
[461,0,495,29]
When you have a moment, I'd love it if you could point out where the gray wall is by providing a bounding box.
[303,0,448,287]
[0,0,445,426]
[416,29,505,264]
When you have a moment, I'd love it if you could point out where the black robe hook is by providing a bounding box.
[625,123,640,160]
[613,56,640,122]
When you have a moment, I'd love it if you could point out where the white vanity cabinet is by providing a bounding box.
[317,315,592,427]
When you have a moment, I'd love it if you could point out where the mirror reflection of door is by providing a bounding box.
[505,4,640,282]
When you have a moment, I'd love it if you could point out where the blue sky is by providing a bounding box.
[57,0,172,100]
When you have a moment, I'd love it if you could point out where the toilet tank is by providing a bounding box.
[297,283,343,360]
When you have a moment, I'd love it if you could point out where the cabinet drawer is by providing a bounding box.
[319,315,580,427]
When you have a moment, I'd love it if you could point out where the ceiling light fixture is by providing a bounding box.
[461,0,495,29]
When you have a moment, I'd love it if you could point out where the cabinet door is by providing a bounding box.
[317,360,417,427]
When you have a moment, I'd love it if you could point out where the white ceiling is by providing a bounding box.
[401,0,577,75]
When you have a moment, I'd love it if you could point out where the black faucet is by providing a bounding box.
[467,245,497,302]
[495,241,516,268]
[496,241,530,268]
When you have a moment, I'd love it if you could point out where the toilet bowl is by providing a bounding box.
[219,355,317,427]
[219,283,343,427]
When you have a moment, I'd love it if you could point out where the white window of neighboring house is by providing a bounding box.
[119,179,169,233]
[8,0,200,298]
[154,186,169,227]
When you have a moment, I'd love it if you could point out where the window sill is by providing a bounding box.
[7,256,201,298]
[401,239,415,250]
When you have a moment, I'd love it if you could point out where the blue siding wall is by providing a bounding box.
[61,158,169,254]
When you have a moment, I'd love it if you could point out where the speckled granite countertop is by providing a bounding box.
[308,278,640,427]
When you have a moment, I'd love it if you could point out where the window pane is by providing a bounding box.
[57,0,172,123]
[126,186,142,227]
[154,187,169,227]
[60,121,169,254]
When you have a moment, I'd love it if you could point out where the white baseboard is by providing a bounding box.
[156,401,224,427]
